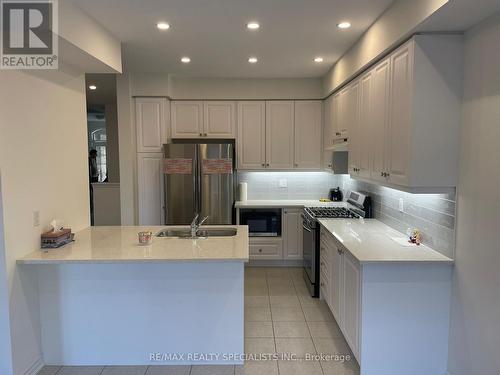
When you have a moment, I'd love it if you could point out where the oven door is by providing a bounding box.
[302,216,318,297]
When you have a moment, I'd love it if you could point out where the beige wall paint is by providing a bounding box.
[447,13,500,375]
[117,74,137,225]
[322,0,449,96]
[0,65,90,374]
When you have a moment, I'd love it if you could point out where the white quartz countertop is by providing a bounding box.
[235,200,346,208]
[318,219,453,264]
[17,226,249,264]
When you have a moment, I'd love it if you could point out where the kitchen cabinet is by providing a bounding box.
[342,250,361,360]
[294,101,322,169]
[249,238,283,260]
[370,57,391,183]
[171,101,236,139]
[346,35,463,191]
[137,153,164,225]
[323,94,338,149]
[265,101,295,169]
[171,101,204,138]
[349,71,372,179]
[320,227,360,360]
[203,101,236,138]
[135,98,169,153]
[237,101,266,169]
[283,209,303,260]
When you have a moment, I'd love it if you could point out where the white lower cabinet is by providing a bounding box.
[320,227,361,361]
[137,153,164,225]
[283,209,303,260]
[249,238,283,260]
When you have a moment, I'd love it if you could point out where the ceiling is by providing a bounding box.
[85,74,117,105]
[72,0,395,78]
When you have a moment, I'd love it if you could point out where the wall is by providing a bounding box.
[447,13,500,375]
[116,73,137,225]
[322,0,449,96]
[0,65,90,374]
[238,172,341,200]
[104,104,120,183]
[341,177,456,258]
[0,174,13,374]
[129,73,323,99]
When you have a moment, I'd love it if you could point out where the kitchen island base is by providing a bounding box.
[35,261,244,366]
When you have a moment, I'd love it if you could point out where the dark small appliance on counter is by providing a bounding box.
[329,187,343,202]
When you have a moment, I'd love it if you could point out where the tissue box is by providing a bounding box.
[41,228,73,249]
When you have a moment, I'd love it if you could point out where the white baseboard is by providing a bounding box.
[23,356,43,375]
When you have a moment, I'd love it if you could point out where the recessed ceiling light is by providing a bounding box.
[248,57,258,64]
[314,57,324,63]
[337,22,351,29]
[181,56,191,63]
[247,22,260,30]
[88,85,97,90]
[157,22,170,30]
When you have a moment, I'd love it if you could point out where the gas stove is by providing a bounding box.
[304,206,358,219]
[302,190,372,298]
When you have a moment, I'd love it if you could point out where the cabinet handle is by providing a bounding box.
[380,172,384,177]
[199,133,203,136]
[336,132,341,136]
[294,163,298,167]
[204,133,208,137]
[258,249,262,253]
[266,163,270,167]
[261,163,265,167]
[320,282,325,287]
[328,164,332,168]
[337,248,343,255]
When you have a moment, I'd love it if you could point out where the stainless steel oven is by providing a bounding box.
[302,213,319,297]
[239,208,282,237]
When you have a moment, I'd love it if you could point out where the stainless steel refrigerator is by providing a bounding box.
[163,142,235,225]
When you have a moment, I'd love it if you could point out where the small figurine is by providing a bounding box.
[408,228,422,245]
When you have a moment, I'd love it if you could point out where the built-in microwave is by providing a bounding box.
[239,208,282,237]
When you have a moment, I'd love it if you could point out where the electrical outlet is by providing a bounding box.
[398,198,404,212]
[33,211,40,227]
[278,179,288,188]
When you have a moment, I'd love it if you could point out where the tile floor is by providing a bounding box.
[37,267,359,375]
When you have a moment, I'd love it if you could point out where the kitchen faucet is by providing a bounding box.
[190,214,209,238]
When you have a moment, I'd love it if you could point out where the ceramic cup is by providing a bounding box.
[138,231,153,245]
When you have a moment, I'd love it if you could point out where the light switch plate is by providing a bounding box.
[278,179,288,188]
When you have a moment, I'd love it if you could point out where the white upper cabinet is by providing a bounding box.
[386,43,412,186]
[370,57,391,183]
[265,101,295,169]
[171,101,204,138]
[135,98,168,153]
[171,101,236,138]
[345,35,463,191]
[237,101,266,169]
[294,100,322,169]
[203,101,236,138]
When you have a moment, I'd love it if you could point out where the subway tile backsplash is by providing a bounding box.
[237,171,342,200]
[237,172,456,258]
[340,176,456,258]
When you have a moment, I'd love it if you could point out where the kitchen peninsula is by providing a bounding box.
[17,226,249,366]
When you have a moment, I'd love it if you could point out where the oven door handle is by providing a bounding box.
[302,223,312,232]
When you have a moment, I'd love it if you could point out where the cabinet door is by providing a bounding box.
[237,101,266,169]
[331,93,340,138]
[355,72,372,178]
[370,57,391,182]
[283,209,303,260]
[337,87,350,137]
[204,101,236,138]
[387,41,413,186]
[342,251,361,360]
[330,242,343,324]
[294,101,322,169]
[249,241,283,260]
[135,98,166,153]
[137,153,164,225]
[265,101,294,169]
[171,101,203,138]
[346,80,361,175]
[324,95,336,149]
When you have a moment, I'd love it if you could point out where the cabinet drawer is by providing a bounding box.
[320,271,330,302]
[250,243,283,259]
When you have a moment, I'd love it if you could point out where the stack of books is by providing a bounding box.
[41,228,74,249]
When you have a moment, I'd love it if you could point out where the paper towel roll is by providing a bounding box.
[239,182,248,201]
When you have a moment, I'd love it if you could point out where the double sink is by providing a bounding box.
[156,228,237,239]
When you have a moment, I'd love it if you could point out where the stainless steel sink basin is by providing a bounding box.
[156,228,237,238]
